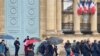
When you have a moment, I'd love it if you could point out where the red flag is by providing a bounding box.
[77,3,84,15]
[89,2,96,14]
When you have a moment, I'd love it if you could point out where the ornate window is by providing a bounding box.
[62,0,74,34]
[80,0,92,34]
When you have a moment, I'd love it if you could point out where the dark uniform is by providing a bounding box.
[14,39,20,56]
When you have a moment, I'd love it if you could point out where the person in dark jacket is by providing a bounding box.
[91,40,99,56]
[80,40,84,55]
[39,44,45,56]
[39,38,50,56]
[23,36,30,56]
[64,40,71,56]
[98,41,100,56]
[81,40,91,56]
[45,44,54,56]
[4,44,9,56]
[23,36,29,42]
[54,45,58,56]
[73,42,80,56]
[27,44,34,56]
[14,38,20,56]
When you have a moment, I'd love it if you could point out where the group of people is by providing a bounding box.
[0,38,20,56]
[1,36,100,56]
[23,36,58,56]
[38,39,58,56]
[0,36,34,56]
[64,40,100,56]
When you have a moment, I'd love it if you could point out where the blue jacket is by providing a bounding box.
[0,43,5,53]
[91,43,99,56]
[81,43,91,56]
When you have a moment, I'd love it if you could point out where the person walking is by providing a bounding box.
[54,45,58,56]
[0,40,5,56]
[14,38,20,56]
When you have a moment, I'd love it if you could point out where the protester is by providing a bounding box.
[14,38,20,56]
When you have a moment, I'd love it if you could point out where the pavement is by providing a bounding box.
[10,53,66,56]
[11,54,42,56]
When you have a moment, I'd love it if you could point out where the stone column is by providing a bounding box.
[46,0,57,35]
[73,0,82,34]
[40,0,47,38]
[91,0,98,35]
[56,0,62,35]
[0,0,4,34]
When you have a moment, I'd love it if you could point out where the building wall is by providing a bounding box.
[40,0,100,41]
[0,0,100,39]
[0,0,4,34]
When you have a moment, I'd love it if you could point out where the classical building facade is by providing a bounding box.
[0,0,100,42]
[0,0,100,55]
[40,0,100,42]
